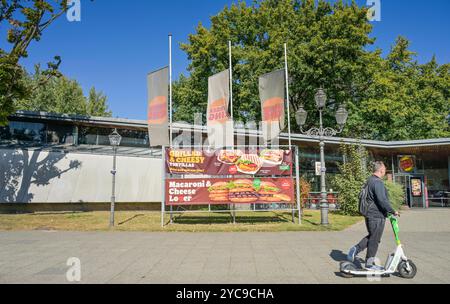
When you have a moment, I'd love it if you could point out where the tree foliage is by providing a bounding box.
[299,176,311,208]
[350,37,450,140]
[384,179,405,211]
[86,87,112,117]
[173,0,450,141]
[16,66,112,117]
[0,0,68,125]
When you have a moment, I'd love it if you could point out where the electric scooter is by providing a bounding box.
[340,215,417,279]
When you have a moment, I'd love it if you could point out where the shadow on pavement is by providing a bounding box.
[330,249,348,262]
[330,249,368,278]
[172,214,291,225]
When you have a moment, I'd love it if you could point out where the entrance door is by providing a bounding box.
[395,175,426,208]
[395,175,410,207]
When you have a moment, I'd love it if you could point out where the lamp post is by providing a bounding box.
[295,89,348,225]
[109,128,122,228]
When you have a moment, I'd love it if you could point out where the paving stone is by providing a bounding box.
[0,209,450,283]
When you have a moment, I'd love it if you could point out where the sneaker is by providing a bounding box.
[347,246,359,262]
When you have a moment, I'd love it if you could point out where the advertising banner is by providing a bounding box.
[165,148,293,176]
[166,177,295,206]
[147,67,169,147]
[207,69,234,148]
[259,69,285,143]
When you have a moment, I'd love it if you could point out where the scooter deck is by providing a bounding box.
[342,269,391,276]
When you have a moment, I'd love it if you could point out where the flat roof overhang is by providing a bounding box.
[9,111,450,151]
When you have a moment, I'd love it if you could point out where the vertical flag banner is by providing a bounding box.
[207,69,233,148]
[147,67,169,147]
[259,69,286,143]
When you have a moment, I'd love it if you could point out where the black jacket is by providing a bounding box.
[366,175,396,219]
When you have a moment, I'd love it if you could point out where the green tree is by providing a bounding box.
[174,0,377,125]
[174,0,449,141]
[86,87,112,117]
[348,37,450,140]
[0,0,68,125]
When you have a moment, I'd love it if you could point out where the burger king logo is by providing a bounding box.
[262,97,284,122]
[399,156,415,173]
[148,96,167,125]
[208,98,229,124]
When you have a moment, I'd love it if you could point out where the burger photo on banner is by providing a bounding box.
[217,148,291,175]
[208,179,293,204]
[166,178,294,206]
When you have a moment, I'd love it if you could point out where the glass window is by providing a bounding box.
[78,127,99,145]
[78,126,149,148]
[117,129,149,148]
[46,123,76,145]
[0,126,12,142]
[1,121,46,144]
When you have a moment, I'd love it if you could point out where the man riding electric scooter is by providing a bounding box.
[347,161,400,271]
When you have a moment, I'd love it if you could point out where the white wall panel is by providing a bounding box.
[0,148,162,203]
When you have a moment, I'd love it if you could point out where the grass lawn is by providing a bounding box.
[0,210,363,232]
[0,211,361,232]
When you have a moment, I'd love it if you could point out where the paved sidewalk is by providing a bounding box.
[1,209,449,284]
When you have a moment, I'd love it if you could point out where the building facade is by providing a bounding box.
[1,111,449,212]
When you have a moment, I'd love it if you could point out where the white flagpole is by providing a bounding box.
[229,40,234,121]
[169,34,173,147]
[229,40,236,223]
[284,43,292,149]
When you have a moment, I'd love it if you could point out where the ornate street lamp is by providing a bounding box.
[295,89,348,226]
[335,104,349,127]
[109,128,122,228]
[315,88,327,109]
[295,105,308,127]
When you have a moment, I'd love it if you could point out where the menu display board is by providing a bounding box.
[166,178,295,206]
[411,178,423,197]
[165,148,293,176]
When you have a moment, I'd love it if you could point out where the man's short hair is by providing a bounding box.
[373,161,385,173]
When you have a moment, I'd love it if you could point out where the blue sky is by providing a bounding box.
[1,0,449,120]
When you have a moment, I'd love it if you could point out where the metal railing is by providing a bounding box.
[428,197,450,208]
[302,192,340,210]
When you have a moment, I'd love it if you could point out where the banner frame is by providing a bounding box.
[161,145,302,227]
[161,145,166,227]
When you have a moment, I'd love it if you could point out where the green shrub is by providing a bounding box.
[300,177,312,208]
[384,180,405,211]
[333,142,405,216]
[334,144,370,216]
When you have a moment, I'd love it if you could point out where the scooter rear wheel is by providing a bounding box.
[398,260,417,279]
[340,262,357,278]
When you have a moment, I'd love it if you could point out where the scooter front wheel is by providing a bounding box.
[398,260,417,279]
[340,262,357,278]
